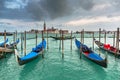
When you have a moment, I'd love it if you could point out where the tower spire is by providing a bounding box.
[43,20,46,32]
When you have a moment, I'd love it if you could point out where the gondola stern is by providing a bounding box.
[99,59,107,68]
[104,58,108,68]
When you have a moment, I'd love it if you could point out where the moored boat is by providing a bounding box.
[0,38,8,47]
[6,39,20,49]
[0,39,20,53]
[75,39,107,68]
[0,32,13,36]
[14,39,46,65]
[50,36,75,40]
[94,38,120,58]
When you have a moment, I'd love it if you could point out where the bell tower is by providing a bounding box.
[43,21,46,32]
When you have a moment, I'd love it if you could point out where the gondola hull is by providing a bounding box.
[84,54,107,68]
[75,39,107,68]
[50,36,75,40]
[0,39,19,54]
[7,39,19,49]
[94,40,120,58]
[0,38,8,47]
[15,39,46,65]
[16,53,40,65]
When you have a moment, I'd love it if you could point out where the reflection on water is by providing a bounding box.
[19,56,42,80]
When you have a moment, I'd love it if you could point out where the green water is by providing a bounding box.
[0,33,120,80]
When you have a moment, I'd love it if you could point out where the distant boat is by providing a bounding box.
[0,32,13,36]
[94,38,120,58]
[14,39,46,65]
[75,39,107,68]
[22,37,36,40]
[50,36,75,40]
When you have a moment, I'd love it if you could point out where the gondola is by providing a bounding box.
[0,38,8,47]
[0,32,13,36]
[14,39,46,65]
[0,39,19,53]
[6,39,20,49]
[50,36,75,40]
[0,38,19,49]
[75,39,107,68]
[94,38,120,58]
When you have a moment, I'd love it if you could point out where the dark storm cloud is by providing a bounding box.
[26,0,95,20]
[0,8,30,20]
[0,0,6,16]
[1,0,119,22]
[26,0,71,20]
[79,0,94,10]
[0,0,5,9]
[0,0,31,20]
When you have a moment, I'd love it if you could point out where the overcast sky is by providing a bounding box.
[0,0,120,32]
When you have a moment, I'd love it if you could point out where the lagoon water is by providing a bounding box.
[0,33,120,80]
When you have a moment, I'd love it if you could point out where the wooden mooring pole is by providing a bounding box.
[104,31,108,61]
[3,30,6,56]
[24,31,26,56]
[70,31,73,50]
[16,30,17,41]
[99,28,101,45]
[104,31,106,44]
[99,28,101,56]
[35,31,38,46]
[47,30,49,49]
[21,32,23,54]
[80,30,83,59]
[115,28,119,58]
[62,31,64,59]
[13,32,15,43]
[82,29,84,44]
[92,32,94,50]
[113,32,115,47]
[42,31,44,58]
[4,30,6,49]
[59,30,61,50]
